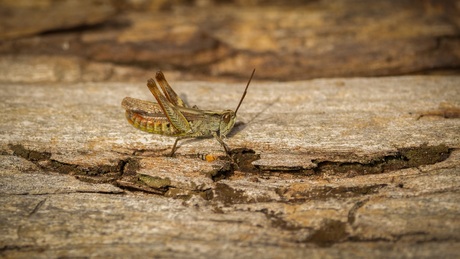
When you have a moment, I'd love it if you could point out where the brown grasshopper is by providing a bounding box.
[121,69,255,156]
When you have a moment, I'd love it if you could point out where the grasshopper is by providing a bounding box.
[121,69,255,156]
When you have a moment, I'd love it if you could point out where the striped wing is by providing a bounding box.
[122,97,163,114]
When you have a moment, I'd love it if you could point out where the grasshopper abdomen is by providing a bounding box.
[125,110,177,136]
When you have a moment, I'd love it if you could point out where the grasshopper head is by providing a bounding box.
[219,110,236,136]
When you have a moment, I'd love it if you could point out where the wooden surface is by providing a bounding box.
[1,76,459,258]
[1,0,459,82]
[2,1,459,257]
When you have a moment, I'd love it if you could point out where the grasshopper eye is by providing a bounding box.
[222,114,231,123]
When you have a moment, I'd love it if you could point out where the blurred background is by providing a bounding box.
[0,0,459,83]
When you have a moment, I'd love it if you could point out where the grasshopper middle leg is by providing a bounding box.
[170,134,231,157]
[170,137,186,157]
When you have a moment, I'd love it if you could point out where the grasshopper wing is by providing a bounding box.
[121,97,163,114]
[147,78,192,133]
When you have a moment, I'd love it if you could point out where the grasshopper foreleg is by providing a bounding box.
[212,132,230,155]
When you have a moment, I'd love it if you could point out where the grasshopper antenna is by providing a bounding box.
[234,69,255,115]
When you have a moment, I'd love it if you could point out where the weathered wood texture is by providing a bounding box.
[1,76,459,257]
[1,0,459,81]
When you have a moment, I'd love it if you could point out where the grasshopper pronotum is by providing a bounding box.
[121,69,255,156]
